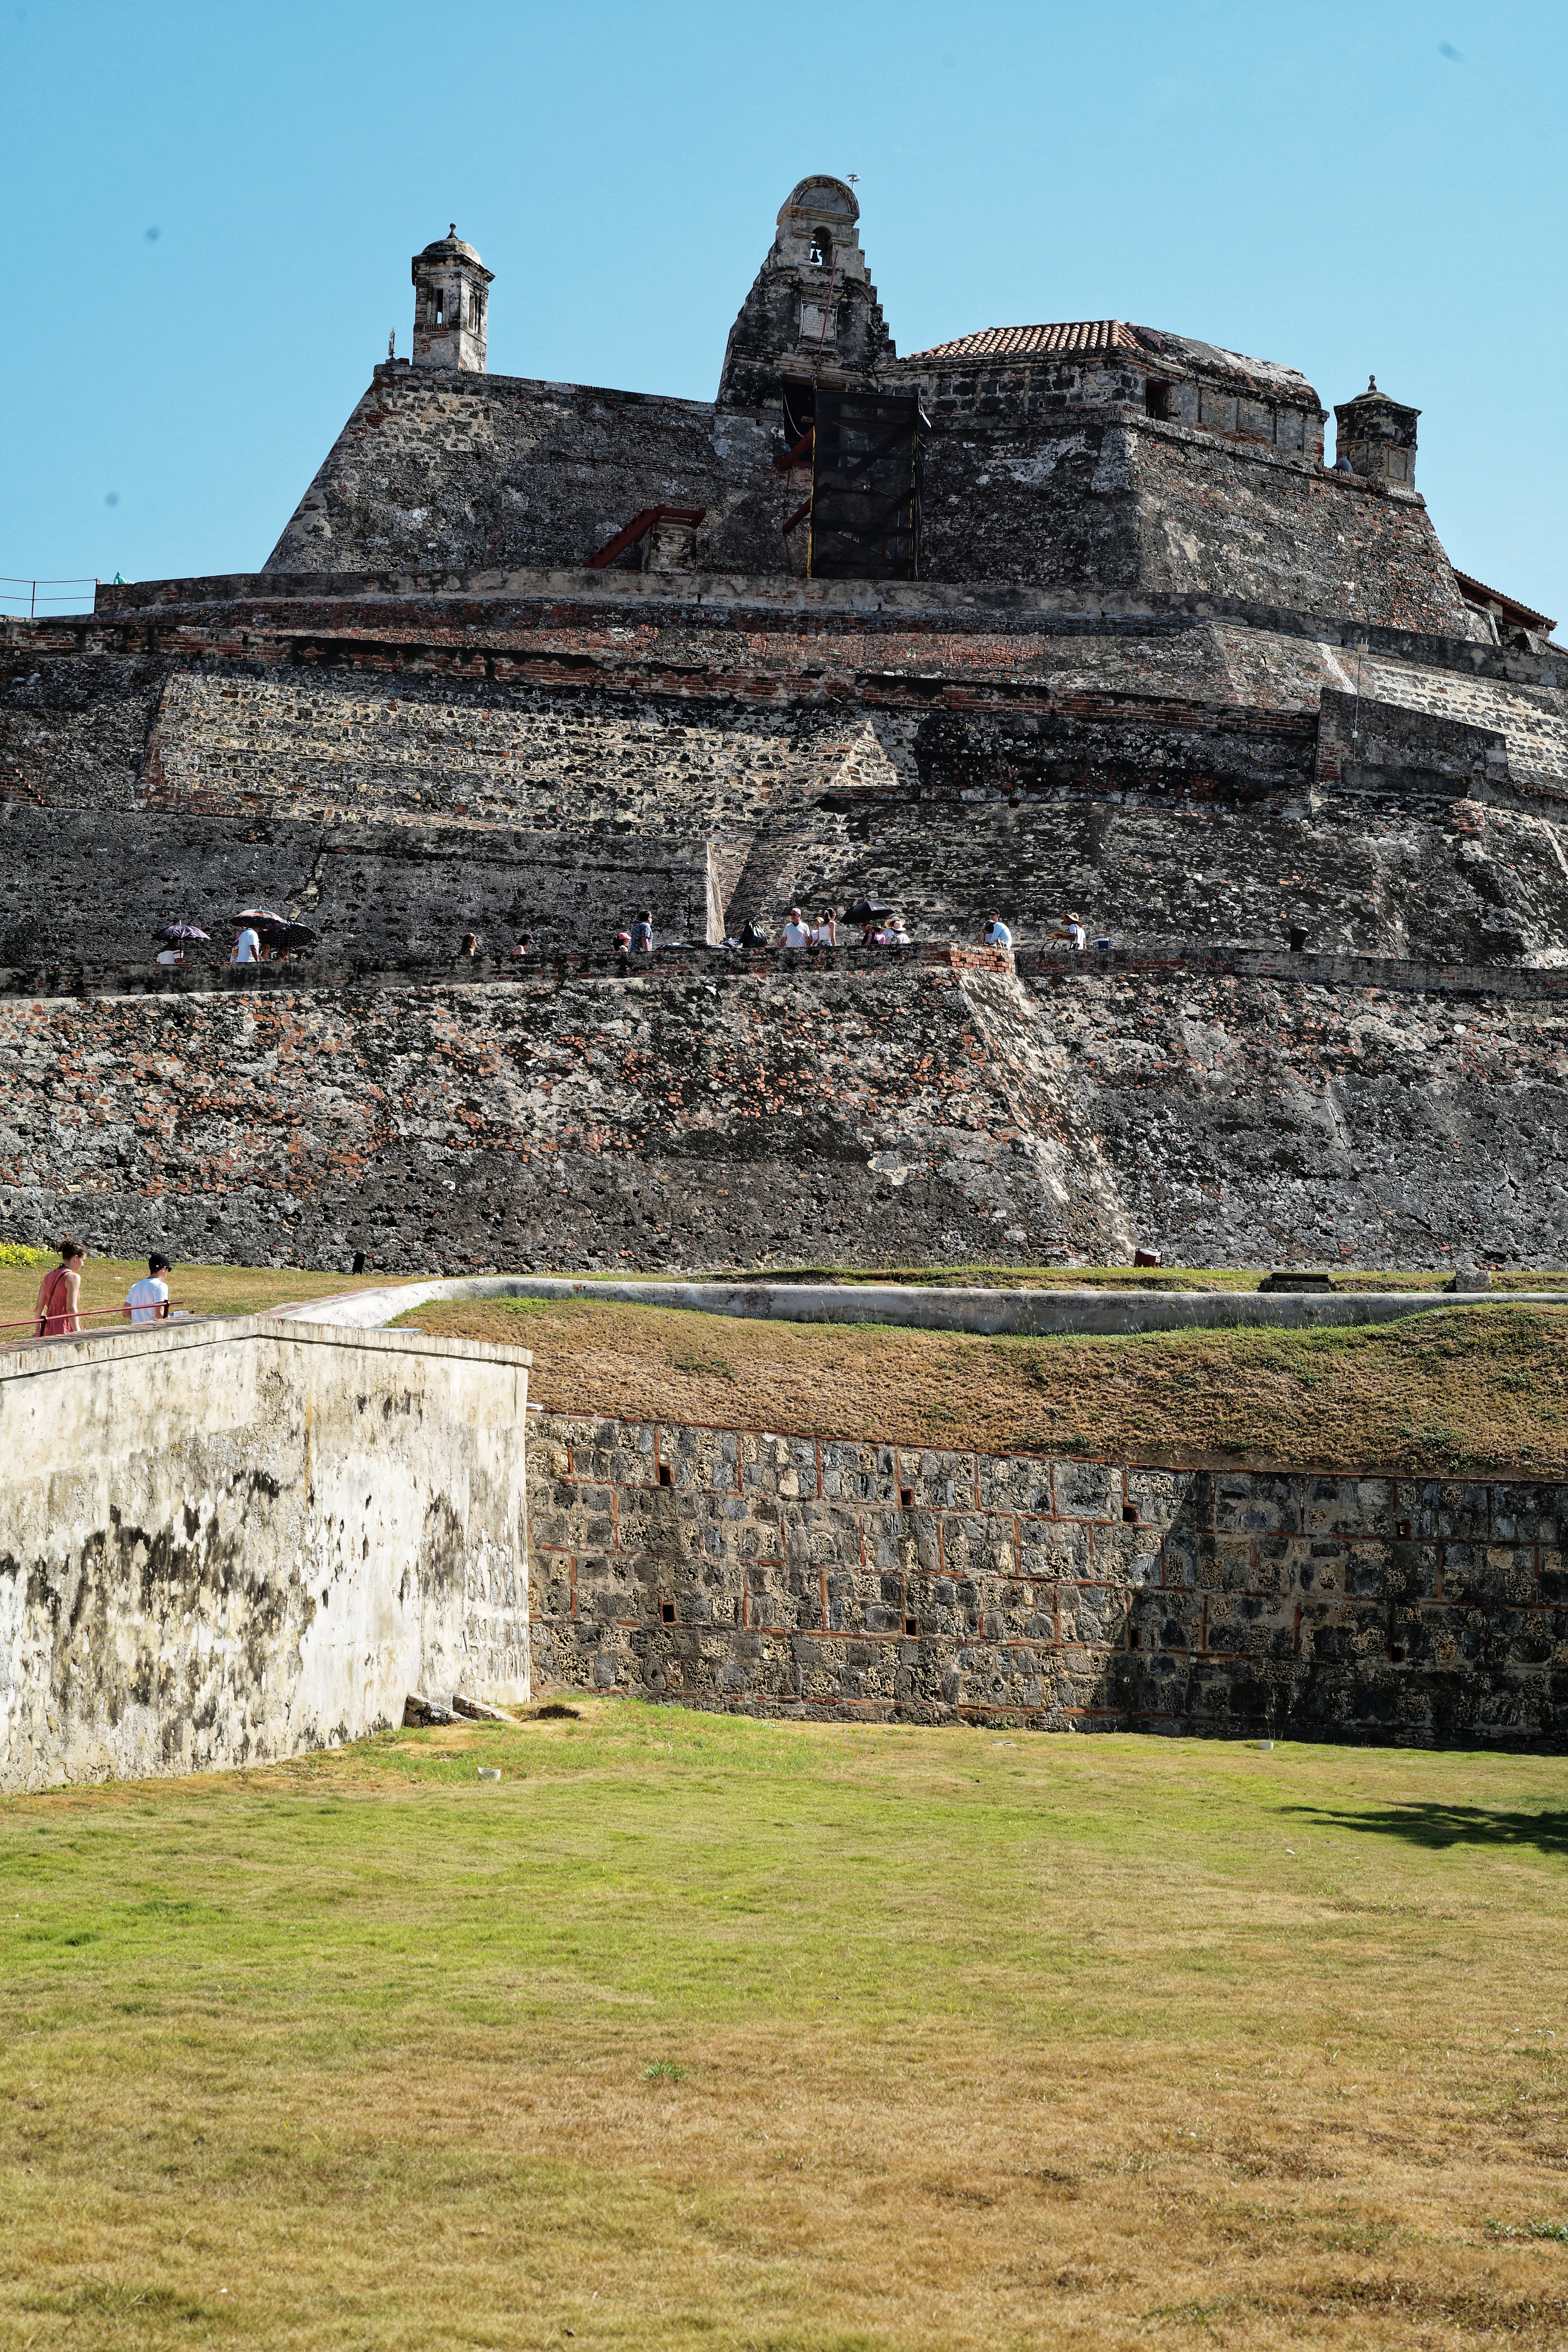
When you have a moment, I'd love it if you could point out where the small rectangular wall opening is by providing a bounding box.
[1145,379,1172,420]
[660,1599,676,1624]
[657,1463,672,1488]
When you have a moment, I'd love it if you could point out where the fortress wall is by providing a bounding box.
[9,603,1562,827]
[256,361,1480,650]
[137,668,820,830]
[0,652,163,807]
[2,958,1566,1275]
[1129,431,1481,635]
[0,1318,531,1793]
[1352,655,1568,791]
[731,786,1568,967]
[0,805,720,966]
[263,366,795,580]
[528,1410,1568,1751]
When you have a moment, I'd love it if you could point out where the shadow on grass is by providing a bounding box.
[1289,1803,1568,1858]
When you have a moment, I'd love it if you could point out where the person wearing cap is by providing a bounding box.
[124,1252,172,1324]
[780,907,810,948]
[614,930,631,955]
[511,934,535,958]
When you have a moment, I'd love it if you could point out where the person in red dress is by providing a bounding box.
[34,1238,85,1337]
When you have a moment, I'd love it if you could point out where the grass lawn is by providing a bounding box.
[394,1295,1568,1478]
[3,1710,1566,2350]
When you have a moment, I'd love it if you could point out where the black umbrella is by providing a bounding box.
[234,910,318,952]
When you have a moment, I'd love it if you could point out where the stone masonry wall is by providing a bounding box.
[1,1317,531,1792]
[528,1411,1568,1750]
[258,356,1480,639]
[4,954,1567,1275]
[0,805,720,967]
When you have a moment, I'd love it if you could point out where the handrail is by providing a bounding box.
[0,575,98,617]
[1,1300,189,1338]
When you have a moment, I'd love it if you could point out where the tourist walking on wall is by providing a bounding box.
[811,908,837,948]
[458,932,482,958]
[231,923,261,965]
[780,907,810,948]
[34,1238,85,1337]
[124,1252,172,1325]
[630,910,655,953]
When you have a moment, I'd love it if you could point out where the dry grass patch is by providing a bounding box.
[397,1295,1568,1475]
[3,1715,1568,2349]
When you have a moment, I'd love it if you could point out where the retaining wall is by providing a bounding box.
[528,1411,1568,1749]
[0,1316,531,1791]
[4,953,1567,1274]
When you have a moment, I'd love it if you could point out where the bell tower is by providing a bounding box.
[717,175,894,411]
[411,226,494,372]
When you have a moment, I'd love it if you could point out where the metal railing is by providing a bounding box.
[1,1301,190,1342]
[0,575,99,618]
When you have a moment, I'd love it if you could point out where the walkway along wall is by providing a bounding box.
[0,1317,531,1792]
[528,1412,1568,1750]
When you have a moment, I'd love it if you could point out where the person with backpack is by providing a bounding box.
[34,1237,85,1338]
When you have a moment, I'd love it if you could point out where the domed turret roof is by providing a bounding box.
[419,224,483,264]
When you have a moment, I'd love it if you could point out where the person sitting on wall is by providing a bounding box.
[231,923,261,965]
[982,911,1012,950]
[629,910,655,954]
[780,906,811,948]
[34,1237,85,1338]
[811,907,837,948]
[124,1252,172,1325]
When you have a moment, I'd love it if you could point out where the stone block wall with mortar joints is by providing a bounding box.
[527,1410,1568,1749]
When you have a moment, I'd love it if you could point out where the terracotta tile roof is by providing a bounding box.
[1453,569,1556,637]
[903,320,1141,363]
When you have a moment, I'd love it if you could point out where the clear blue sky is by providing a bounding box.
[4,0,1564,627]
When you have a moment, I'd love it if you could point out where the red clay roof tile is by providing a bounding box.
[903,320,1140,363]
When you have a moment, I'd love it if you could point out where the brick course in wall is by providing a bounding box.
[528,1411,1568,1749]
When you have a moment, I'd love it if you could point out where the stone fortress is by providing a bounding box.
[3,174,1566,1279]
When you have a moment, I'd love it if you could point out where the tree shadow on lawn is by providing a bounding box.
[1287,1803,1568,1858]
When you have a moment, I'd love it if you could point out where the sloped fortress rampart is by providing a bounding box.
[1,177,1564,1277]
